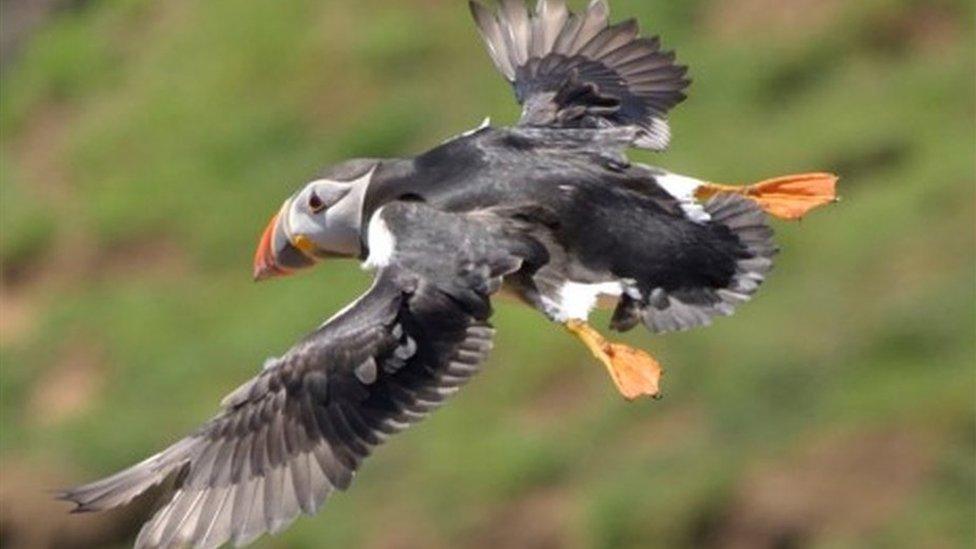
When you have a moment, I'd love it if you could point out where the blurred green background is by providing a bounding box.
[1,0,973,547]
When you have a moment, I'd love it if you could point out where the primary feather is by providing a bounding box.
[470,0,690,150]
[60,204,540,548]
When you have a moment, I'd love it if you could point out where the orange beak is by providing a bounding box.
[252,204,320,282]
[253,212,290,281]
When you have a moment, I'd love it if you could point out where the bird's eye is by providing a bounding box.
[307,191,325,213]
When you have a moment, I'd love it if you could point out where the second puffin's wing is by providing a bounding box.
[469,0,690,150]
[59,202,543,549]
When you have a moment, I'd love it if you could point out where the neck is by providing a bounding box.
[325,167,373,257]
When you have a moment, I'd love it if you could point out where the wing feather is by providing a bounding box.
[470,0,689,150]
[59,202,540,548]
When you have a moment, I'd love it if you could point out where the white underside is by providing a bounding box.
[655,172,711,223]
[543,280,625,322]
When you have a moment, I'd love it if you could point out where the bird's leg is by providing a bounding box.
[564,320,662,401]
[696,172,838,221]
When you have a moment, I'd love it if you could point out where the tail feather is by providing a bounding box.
[611,194,777,334]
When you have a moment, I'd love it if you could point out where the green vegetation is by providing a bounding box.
[1,0,973,547]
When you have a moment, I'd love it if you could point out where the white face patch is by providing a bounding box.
[656,173,711,223]
[551,281,624,321]
[363,208,396,269]
[286,186,326,239]
[285,167,375,258]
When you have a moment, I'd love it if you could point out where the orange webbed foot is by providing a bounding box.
[565,320,663,401]
[696,172,839,221]
[601,342,663,401]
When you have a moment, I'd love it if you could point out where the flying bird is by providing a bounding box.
[60,1,837,547]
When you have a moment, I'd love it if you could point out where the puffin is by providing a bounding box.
[60,1,837,547]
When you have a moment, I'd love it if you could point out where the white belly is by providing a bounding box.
[548,281,624,321]
[500,278,628,322]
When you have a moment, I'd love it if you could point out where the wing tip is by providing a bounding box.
[476,0,690,145]
[55,489,93,514]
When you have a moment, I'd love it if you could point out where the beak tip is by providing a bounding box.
[253,212,282,282]
[252,263,279,282]
[252,255,282,282]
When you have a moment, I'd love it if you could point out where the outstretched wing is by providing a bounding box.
[59,202,544,549]
[470,0,690,150]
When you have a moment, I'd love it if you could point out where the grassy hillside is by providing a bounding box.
[1,0,973,547]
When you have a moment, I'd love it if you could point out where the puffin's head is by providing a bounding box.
[253,160,377,281]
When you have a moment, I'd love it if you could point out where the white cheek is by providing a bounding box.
[286,198,306,233]
[363,209,396,269]
[287,202,325,239]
